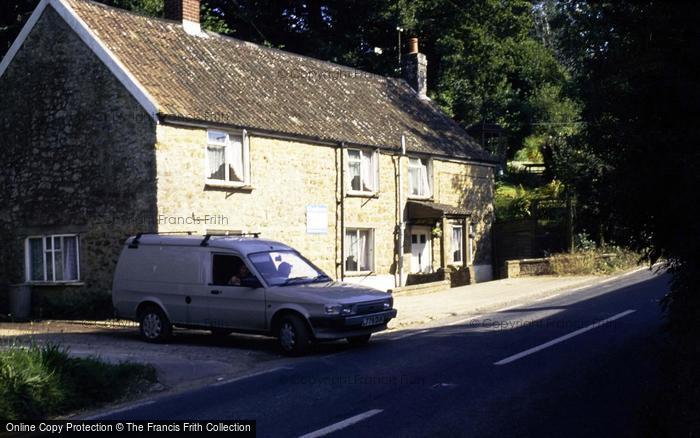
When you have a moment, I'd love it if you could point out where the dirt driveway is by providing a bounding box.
[0,321,307,391]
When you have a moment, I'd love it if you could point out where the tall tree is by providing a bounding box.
[549,1,700,333]
[0,0,39,56]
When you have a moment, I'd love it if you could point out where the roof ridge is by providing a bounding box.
[70,0,392,84]
[62,0,496,163]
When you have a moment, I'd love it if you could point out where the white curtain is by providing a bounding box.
[348,150,361,191]
[63,236,78,281]
[345,231,359,271]
[359,230,370,271]
[207,145,225,180]
[361,151,374,191]
[452,226,462,263]
[409,160,421,196]
[420,160,431,197]
[228,139,244,182]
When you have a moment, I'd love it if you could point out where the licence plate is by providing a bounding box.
[361,315,384,327]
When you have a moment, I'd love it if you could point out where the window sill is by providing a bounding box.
[346,191,379,199]
[25,281,85,287]
[408,195,434,201]
[344,271,374,277]
[204,181,254,192]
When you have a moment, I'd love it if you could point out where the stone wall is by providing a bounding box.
[0,6,157,315]
[155,124,495,289]
[155,125,340,276]
[433,159,495,268]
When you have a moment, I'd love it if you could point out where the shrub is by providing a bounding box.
[574,232,597,252]
[549,247,642,276]
[0,344,156,422]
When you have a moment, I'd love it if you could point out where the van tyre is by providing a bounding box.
[139,306,172,343]
[278,314,311,356]
[347,334,372,346]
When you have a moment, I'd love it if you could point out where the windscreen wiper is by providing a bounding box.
[282,276,313,285]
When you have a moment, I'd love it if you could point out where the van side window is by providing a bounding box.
[212,254,248,286]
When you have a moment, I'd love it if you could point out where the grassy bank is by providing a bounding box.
[0,343,156,422]
[548,248,642,276]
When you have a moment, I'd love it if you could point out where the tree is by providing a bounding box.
[549,1,700,334]
[0,0,39,56]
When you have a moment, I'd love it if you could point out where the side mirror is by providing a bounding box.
[240,276,262,289]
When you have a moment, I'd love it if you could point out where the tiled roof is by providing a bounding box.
[64,0,495,163]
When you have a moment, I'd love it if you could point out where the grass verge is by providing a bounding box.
[0,343,156,422]
[548,248,642,275]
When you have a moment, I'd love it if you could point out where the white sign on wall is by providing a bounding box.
[306,205,328,234]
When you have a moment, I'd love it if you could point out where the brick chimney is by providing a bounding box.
[402,37,427,99]
[164,0,201,35]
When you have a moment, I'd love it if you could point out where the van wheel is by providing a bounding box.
[278,314,311,356]
[139,306,171,343]
[347,334,372,346]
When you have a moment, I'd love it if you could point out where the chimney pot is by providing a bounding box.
[408,38,419,54]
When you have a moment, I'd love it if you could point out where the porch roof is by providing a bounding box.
[407,201,469,220]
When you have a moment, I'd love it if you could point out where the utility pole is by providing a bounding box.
[566,191,575,253]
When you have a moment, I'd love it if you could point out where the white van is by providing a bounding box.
[112,234,397,355]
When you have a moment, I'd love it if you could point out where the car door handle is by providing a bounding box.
[210,290,222,295]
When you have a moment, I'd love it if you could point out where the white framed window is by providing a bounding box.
[205,129,250,186]
[347,149,379,194]
[451,224,463,265]
[344,228,374,273]
[408,157,432,198]
[25,235,80,283]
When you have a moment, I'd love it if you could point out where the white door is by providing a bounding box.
[410,227,432,273]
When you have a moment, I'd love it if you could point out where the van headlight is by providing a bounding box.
[325,304,353,315]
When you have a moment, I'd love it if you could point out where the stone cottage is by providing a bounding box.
[0,0,497,314]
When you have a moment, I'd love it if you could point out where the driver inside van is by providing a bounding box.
[228,263,252,286]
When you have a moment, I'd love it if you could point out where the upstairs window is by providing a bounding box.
[26,235,80,283]
[347,149,378,194]
[206,130,250,186]
[409,157,432,198]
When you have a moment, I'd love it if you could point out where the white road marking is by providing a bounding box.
[494,309,637,366]
[211,366,293,387]
[383,268,658,341]
[83,400,155,420]
[299,409,384,438]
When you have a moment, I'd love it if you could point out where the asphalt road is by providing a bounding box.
[95,269,669,437]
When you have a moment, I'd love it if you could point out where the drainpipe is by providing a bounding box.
[396,135,407,287]
[340,142,346,281]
